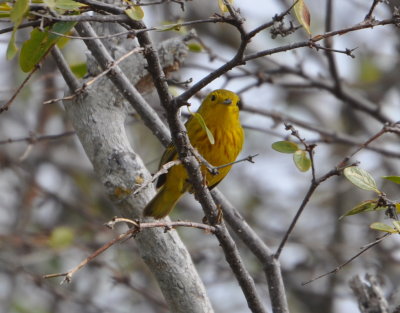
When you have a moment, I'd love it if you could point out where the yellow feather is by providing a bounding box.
[143,89,244,218]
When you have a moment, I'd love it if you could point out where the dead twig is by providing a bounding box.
[302,234,389,285]
[43,217,215,283]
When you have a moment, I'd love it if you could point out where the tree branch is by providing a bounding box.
[132,14,268,313]
[60,22,214,313]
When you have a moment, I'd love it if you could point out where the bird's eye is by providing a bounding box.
[210,95,216,101]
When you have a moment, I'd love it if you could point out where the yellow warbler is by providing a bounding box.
[143,89,244,219]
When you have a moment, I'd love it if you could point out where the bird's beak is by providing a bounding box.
[223,99,232,105]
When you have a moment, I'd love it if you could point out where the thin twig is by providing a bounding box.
[50,46,144,103]
[244,17,400,63]
[0,65,39,114]
[43,219,215,283]
[132,160,181,196]
[0,20,43,35]
[105,216,216,233]
[242,106,400,158]
[0,131,75,145]
[43,231,131,283]
[213,154,259,170]
[365,0,382,20]
[302,234,390,285]
[338,125,389,167]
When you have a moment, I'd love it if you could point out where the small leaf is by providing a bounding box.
[193,112,215,145]
[44,0,86,10]
[49,226,75,249]
[56,33,71,49]
[293,0,311,35]
[187,42,203,53]
[155,23,183,32]
[70,63,87,78]
[382,176,400,184]
[54,0,86,10]
[19,21,76,72]
[293,150,311,172]
[125,5,144,21]
[6,0,29,59]
[343,166,380,194]
[6,30,18,60]
[272,141,299,154]
[218,0,234,13]
[339,199,386,219]
[392,220,400,233]
[187,106,214,145]
[43,0,57,9]
[0,3,12,11]
[370,222,397,234]
[10,0,29,23]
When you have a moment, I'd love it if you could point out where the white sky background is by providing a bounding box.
[0,1,399,312]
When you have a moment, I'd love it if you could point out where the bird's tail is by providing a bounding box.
[143,186,180,219]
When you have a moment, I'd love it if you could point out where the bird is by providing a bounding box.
[143,89,244,219]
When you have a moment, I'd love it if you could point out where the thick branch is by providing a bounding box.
[60,22,214,313]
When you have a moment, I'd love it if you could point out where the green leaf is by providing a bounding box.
[0,2,12,17]
[43,0,56,9]
[6,30,18,60]
[44,0,86,10]
[218,0,234,13]
[125,5,144,21]
[49,226,75,249]
[47,21,76,41]
[55,0,85,10]
[155,23,183,32]
[339,199,386,219]
[293,0,311,35]
[382,176,400,184]
[56,34,71,49]
[187,42,203,53]
[370,222,397,234]
[293,150,311,172]
[272,141,299,154]
[392,220,400,233]
[0,3,13,11]
[19,21,76,72]
[193,112,215,145]
[70,62,87,78]
[343,166,380,194]
[187,106,214,145]
[6,0,29,59]
[10,0,29,23]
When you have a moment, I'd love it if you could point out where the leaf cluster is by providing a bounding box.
[272,140,311,172]
[342,166,400,234]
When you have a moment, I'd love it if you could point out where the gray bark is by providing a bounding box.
[350,274,389,313]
